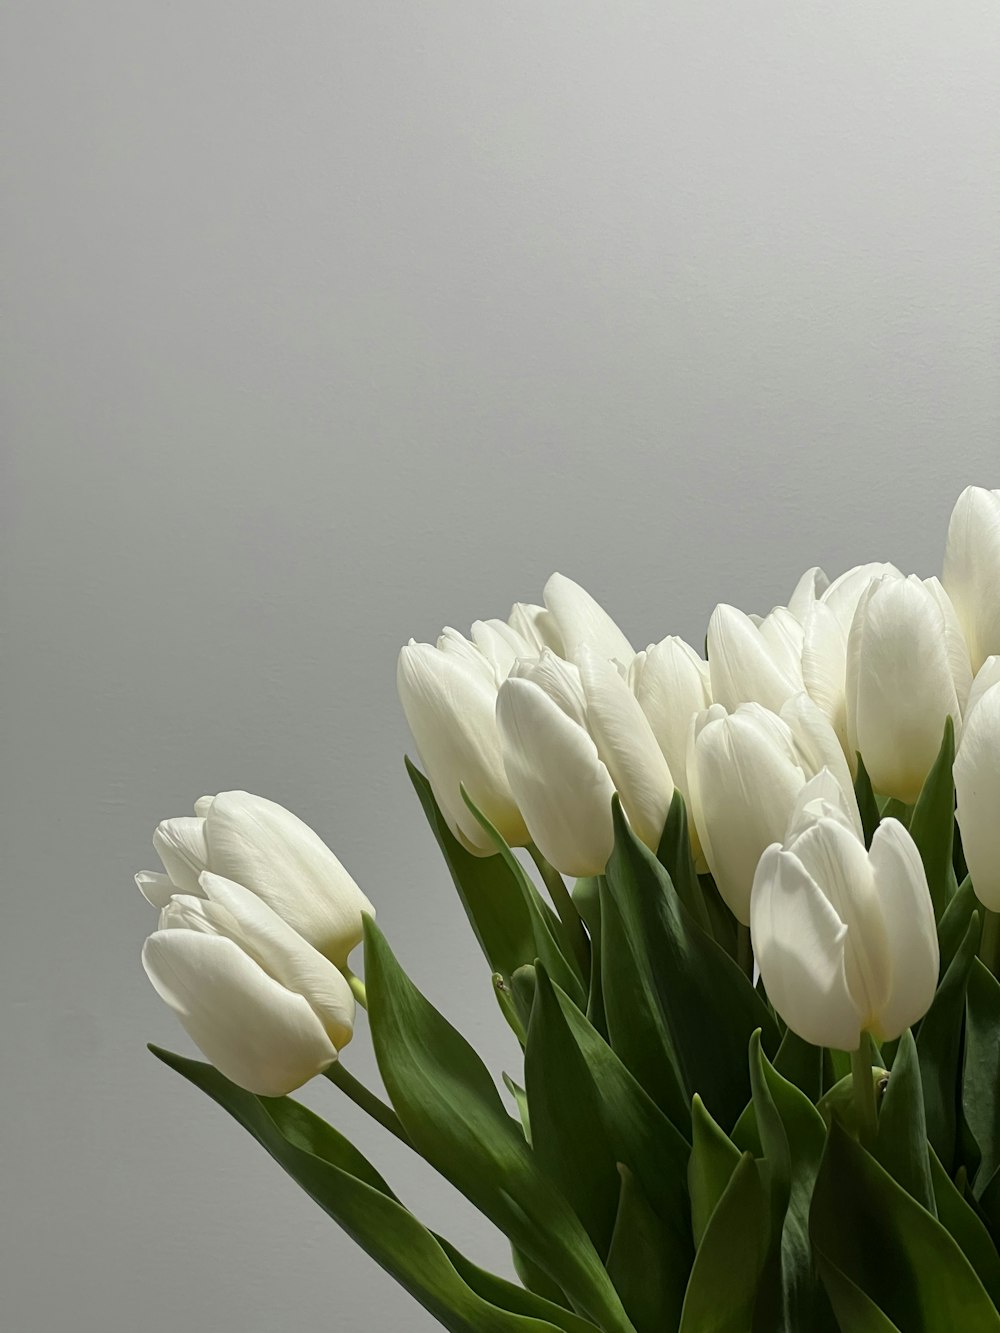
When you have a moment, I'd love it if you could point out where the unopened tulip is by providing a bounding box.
[944,486,1000,673]
[955,678,1000,911]
[543,573,634,666]
[144,872,356,1096]
[397,639,530,854]
[751,800,938,1050]
[497,665,616,876]
[686,703,809,925]
[801,562,902,763]
[507,602,564,656]
[137,791,374,967]
[629,636,712,794]
[707,604,804,714]
[846,574,972,802]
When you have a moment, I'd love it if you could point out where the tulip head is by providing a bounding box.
[846,574,972,802]
[955,677,1000,911]
[707,604,804,715]
[629,635,711,796]
[944,486,1000,673]
[542,572,634,666]
[397,639,530,855]
[751,799,938,1051]
[140,791,374,968]
[144,873,356,1096]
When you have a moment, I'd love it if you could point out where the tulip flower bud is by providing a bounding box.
[507,602,564,656]
[497,668,616,877]
[542,572,634,666]
[955,677,1000,911]
[786,566,830,622]
[707,604,804,715]
[138,791,374,967]
[629,636,712,798]
[397,639,530,855]
[801,562,902,763]
[751,802,939,1051]
[143,873,356,1096]
[846,574,972,802]
[686,703,809,925]
[944,486,1000,673]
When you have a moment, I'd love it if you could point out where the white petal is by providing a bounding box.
[135,871,176,909]
[751,844,862,1050]
[578,646,673,851]
[823,562,902,634]
[943,486,1000,673]
[867,820,940,1040]
[787,566,830,622]
[508,602,564,655]
[955,682,1000,911]
[543,572,633,665]
[708,604,802,714]
[199,873,355,1048]
[966,656,1000,723]
[780,691,856,798]
[510,650,589,727]
[785,768,864,843]
[497,677,615,877]
[142,930,338,1097]
[801,600,852,761]
[204,792,376,966]
[153,817,209,895]
[436,628,497,685]
[397,643,529,854]
[631,636,711,798]
[923,577,973,721]
[470,619,535,678]
[194,795,215,819]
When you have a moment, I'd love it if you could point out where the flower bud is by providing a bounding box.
[955,676,1000,911]
[707,604,804,714]
[944,486,1000,673]
[143,873,356,1096]
[542,572,634,666]
[138,791,374,967]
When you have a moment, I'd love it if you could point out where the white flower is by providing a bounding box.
[397,639,530,854]
[751,798,938,1051]
[143,873,356,1096]
[707,604,804,714]
[955,676,1000,912]
[943,486,1000,673]
[542,572,634,666]
[845,574,972,802]
[137,791,374,967]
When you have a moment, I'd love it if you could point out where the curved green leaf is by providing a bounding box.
[606,1165,682,1333]
[679,1153,769,1333]
[917,912,979,1168]
[874,1029,935,1214]
[965,959,1000,1193]
[689,1095,741,1248]
[908,717,957,921]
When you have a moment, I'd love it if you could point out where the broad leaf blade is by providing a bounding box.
[907,717,957,921]
[965,959,1000,1193]
[917,912,979,1169]
[874,1029,935,1214]
[606,1165,683,1333]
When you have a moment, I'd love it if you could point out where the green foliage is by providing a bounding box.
[908,718,958,921]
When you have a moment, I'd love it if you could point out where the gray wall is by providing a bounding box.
[3,3,998,1329]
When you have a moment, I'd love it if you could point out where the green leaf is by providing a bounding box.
[606,1165,682,1333]
[602,799,779,1133]
[813,1256,903,1332]
[699,872,739,959]
[406,758,536,985]
[810,1119,1000,1331]
[928,1148,1000,1308]
[503,1073,532,1145]
[656,790,711,934]
[574,877,608,1040]
[149,1047,592,1333]
[748,1032,834,1333]
[853,753,881,850]
[525,965,622,1256]
[907,717,958,921]
[679,1153,769,1333]
[874,1029,936,1214]
[364,919,634,1332]
[917,912,979,1169]
[773,1027,824,1103]
[965,959,1000,1193]
[938,875,979,976]
[461,788,588,1008]
[689,1094,742,1247]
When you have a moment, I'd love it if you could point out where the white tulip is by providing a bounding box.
[138,791,374,967]
[507,602,564,656]
[751,801,939,1051]
[497,669,616,877]
[543,572,634,666]
[397,639,530,854]
[779,691,855,800]
[801,562,902,763]
[707,604,804,714]
[577,646,674,852]
[686,704,809,925]
[955,678,1000,911]
[629,636,712,790]
[144,873,356,1096]
[846,574,972,802]
[943,486,1000,673]
[786,566,830,623]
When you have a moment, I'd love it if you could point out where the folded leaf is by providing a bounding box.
[907,718,957,921]
[688,1095,741,1248]
[938,875,978,976]
[853,754,881,850]
[917,912,979,1169]
[606,1165,682,1333]
[656,791,711,934]
[928,1148,1000,1308]
[965,959,1000,1193]
[149,1046,593,1333]
[364,919,635,1333]
[874,1029,935,1215]
[810,1119,1000,1330]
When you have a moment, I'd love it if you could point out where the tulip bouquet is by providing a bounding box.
[141,486,1000,1332]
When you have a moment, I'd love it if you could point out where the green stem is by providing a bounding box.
[736,924,753,980]
[527,843,590,973]
[323,1063,411,1147]
[343,968,368,1010]
[851,1034,878,1149]
[980,909,1000,979]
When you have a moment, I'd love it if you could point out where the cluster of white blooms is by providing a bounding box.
[397,486,1000,1050]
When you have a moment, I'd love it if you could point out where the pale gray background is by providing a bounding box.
[3,2,999,1329]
